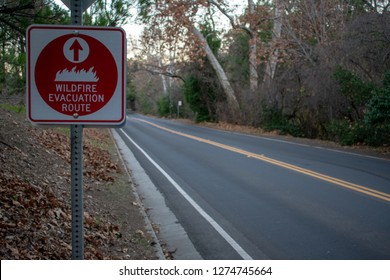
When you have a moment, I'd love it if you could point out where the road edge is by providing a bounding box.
[111,128,203,260]
[110,129,165,260]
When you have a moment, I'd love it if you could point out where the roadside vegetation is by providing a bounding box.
[1,0,389,149]
[131,1,390,147]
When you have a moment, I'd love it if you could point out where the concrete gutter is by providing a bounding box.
[111,129,202,260]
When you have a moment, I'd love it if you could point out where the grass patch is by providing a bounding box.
[54,126,71,137]
[0,103,26,114]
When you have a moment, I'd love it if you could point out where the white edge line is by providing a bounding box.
[119,128,253,260]
[110,129,166,260]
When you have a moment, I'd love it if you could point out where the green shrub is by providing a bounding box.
[259,104,303,137]
[182,76,215,122]
[137,92,155,115]
[363,79,390,146]
[157,95,171,117]
[325,119,367,146]
[326,68,389,146]
[333,66,376,120]
[333,66,375,107]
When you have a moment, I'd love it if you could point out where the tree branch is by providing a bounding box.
[0,2,35,15]
[0,17,25,36]
[133,63,185,82]
[208,0,253,37]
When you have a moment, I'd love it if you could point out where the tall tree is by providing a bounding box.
[0,1,68,94]
[209,0,260,92]
[247,0,259,92]
[192,27,239,110]
[137,0,240,112]
[84,0,132,26]
[263,0,283,85]
[282,0,349,64]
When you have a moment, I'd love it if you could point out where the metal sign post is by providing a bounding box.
[177,100,182,118]
[70,124,84,259]
[26,0,126,259]
[70,0,84,260]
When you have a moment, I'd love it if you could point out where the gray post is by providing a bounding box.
[71,0,83,25]
[177,100,182,118]
[70,0,84,260]
[70,124,84,259]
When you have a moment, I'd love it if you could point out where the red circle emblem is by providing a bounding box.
[35,34,117,116]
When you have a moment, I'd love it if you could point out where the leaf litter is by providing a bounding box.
[0,106,158,259]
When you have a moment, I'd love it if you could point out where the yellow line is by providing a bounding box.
[137,119,390,203]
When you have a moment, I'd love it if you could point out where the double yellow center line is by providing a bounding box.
[138,119,390,203]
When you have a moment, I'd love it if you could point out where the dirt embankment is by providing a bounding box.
[0,105,158,259]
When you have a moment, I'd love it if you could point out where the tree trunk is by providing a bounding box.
[159,57,168,95]
[264,0,283,86]
[248,0,258,92]
[1,37,5,86]
[192,26,240,112]
[169,44,177,89]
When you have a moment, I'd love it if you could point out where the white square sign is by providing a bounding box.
[26,25,126,125]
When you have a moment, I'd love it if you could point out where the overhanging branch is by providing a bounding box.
[0,2,35,15]
[133,63,185,82]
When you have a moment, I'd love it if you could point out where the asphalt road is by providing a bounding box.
[116,114,390,260]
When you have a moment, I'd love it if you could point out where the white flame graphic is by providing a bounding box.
[55,67,99,82]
